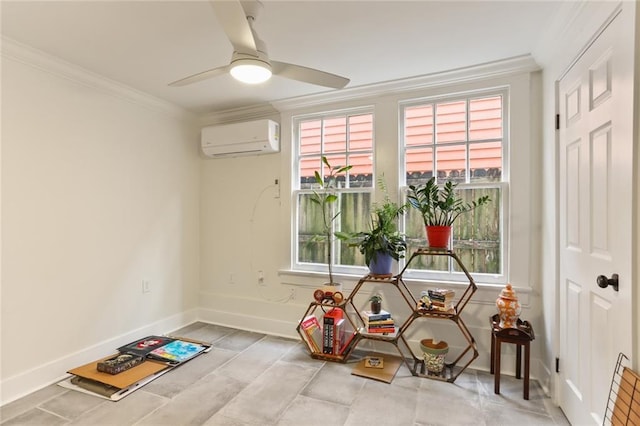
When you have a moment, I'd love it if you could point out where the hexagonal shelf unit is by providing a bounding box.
[296,248,479,383]
[296,299,360,362]
[397,248,479,382]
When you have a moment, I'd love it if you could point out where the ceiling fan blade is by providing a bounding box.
[168,65,230,87]
[210,0,257,54]
[271,61,350,89]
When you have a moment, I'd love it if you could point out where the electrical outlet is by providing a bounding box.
[142,280,151,293]
[289,288,296,300]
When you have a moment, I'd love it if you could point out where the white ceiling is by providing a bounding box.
[1,1,570,115]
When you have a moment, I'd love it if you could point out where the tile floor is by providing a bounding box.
[0,322,570,426]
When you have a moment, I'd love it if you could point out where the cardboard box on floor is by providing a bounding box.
[69,355,169,389]
[59,335,212,401]
[351,353,403,383]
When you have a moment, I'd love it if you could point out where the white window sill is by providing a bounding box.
[278,269,532,306]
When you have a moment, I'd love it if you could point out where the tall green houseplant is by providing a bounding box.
[338,179,407,271]
[309,156,352,284]
[407,176,490,248]
[407,177,491,227]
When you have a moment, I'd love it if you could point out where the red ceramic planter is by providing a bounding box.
[426,225,452,248]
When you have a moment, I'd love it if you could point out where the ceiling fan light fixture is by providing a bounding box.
[230,58,272,84]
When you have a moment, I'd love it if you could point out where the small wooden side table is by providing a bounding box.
[490,314,535,400]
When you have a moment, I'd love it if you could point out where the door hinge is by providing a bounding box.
[556,357,560,373]
[555,114,560,130]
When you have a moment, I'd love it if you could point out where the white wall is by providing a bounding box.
[0,45,201,403]
[198,145,303,336]
[198,64,548,383]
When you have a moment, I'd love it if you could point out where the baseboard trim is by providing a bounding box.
[196,307,299,340]
[1,308,551,406]
[0,309,198,406]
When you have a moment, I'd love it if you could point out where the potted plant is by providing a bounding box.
[338,182,407,276]
[407,177,490,248]
[309,156,352,288]
[369,294,382,314]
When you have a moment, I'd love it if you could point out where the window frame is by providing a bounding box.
[282,71,535,290]
[292,106,375,277]
[399,87,509,284]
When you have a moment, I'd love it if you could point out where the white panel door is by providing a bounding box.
[558,6,634,425]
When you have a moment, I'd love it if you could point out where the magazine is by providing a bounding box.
[148,340,207,363]
[118,336,175,357]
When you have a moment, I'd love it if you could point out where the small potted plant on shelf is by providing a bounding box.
[309,156,352,297]
[338,180,407,276]
[369,294,382,314]
[406,176,490,248]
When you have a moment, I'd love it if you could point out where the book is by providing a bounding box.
[437,288,455,296]
[352,353,403,384]
[332,318,345,355]
[361,326,398,337]
[323,308,343,354]
[324,323,333,354]
[430,305,455,313]
[361,309,392,322]
[365,320,395,329]
[431,300,454,310]
[365,356,384,369]
[97,353,144,375]
[364,318,395,326]
[367,328,395,333]
[118,336,175,357]
[148,340,207,363]
[428,288,455,301]
[339,319,357,355]
[300,315,322,353]
[366,327,396,334]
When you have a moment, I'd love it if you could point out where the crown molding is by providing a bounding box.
[198,103,279,126]
[270,55,540,112]
[531,0,587,66]
[1,36,196,122]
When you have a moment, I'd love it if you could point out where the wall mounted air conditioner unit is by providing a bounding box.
[201,119,280,158]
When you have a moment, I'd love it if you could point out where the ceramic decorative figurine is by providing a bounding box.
[496,284,521,328]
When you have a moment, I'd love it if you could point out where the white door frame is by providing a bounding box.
[553,0,637,419]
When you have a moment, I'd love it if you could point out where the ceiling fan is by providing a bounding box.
[169,0,350,89]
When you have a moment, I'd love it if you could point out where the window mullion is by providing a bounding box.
[432,102,437,178]
[465,99,471,184]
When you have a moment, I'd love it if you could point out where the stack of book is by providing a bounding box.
[62,335,211,401]
[362,309,395,334]
[428,288,455,312]
[299,311,356,356]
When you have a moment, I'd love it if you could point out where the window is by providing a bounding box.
[401,90,507,280]
[294,109,374,273]
[290,81,517,286]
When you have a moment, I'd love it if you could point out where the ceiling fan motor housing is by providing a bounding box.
[229,51,272,83]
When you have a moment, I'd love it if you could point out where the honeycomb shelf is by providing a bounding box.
[397,248,479,382]
[296,300,360,362]
[296,248,479,382]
